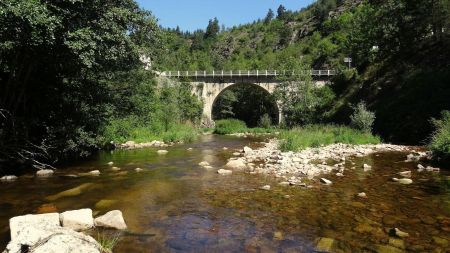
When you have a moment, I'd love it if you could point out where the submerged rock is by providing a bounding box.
[224,159,247,171]
[217,169,232,175]
[94,210,127,230]
[60,209,94,231]
[36,169,54,177]
[94,199,117,210]
[111,167,121,171]
[314,237,335,252]
[46,183,96,201]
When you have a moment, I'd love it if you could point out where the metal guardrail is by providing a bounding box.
[160,70,336,78]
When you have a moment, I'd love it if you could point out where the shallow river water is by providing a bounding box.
[0,135,449,252]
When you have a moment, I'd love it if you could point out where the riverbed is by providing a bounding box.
[0,135,449,252]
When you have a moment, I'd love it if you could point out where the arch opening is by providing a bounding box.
[211,83,279,127]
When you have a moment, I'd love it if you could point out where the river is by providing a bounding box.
[0,135,449,252]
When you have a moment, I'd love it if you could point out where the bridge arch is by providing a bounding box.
[195,82,281,126]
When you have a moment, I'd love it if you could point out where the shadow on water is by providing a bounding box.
[0,135,449,252]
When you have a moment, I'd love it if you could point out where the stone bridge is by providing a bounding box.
[160,70,336,125]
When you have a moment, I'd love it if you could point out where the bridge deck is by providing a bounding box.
[161,70,336,78]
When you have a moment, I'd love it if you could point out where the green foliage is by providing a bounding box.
[275,60,335,126]
[0,0,163,166]
[214,119,248,134]
[429,111,450,163]
[279,125,381,151]
[96,231,121,253]
[350,102,375,133]
[258,114,272,129]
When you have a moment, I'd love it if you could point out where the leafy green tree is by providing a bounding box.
[0,0,162,166]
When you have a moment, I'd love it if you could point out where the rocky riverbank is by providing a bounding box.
[2,209,126,253]
[221,139,429,183]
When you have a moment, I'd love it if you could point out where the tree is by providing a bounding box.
[264,9,274,24]
[205,17,220,39]
[0,0,162,167]
[277,5,287,20]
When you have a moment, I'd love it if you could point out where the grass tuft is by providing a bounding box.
[279,125,381,151]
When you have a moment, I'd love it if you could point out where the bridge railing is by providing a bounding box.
[160,70,336,78]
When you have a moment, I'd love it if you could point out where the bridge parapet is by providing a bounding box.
[160,70,336,78]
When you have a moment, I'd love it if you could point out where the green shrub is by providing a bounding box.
[258,113,272,129]
[214,119,248,134]
[279,125,381,151]
[350,102,375,133]
[429,111,450,163]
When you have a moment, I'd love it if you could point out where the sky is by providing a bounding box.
[136,0,316,32]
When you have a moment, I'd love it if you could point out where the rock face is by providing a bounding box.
[60,209,94,231]
[94,210,127,230]
[4,213,101,253]
[224,159,247,171]
[36,169,54,177]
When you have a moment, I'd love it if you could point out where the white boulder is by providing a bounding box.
[94,210,127,230]
[36,169,54,177]
[60,209,94,231]
[1,175,18,182]
[224,159,247,171]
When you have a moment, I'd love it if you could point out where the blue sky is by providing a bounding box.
[136,0,316,31]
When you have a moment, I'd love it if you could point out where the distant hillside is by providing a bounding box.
[154,0,450,144]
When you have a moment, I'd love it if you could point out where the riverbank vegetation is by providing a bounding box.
[429,111,450,165]
[279,125,381,152]
[214,119,277,135]
[1,0,449,171]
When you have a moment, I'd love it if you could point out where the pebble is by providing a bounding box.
[157,150,168,155]
[260,185,271,191]
[107,162,114,166]
[135,168,143,172]
[320,178,332,185]
[1,175,18,182]
[392,178,413,185]
[398,171,411,178]
[217,169,232,175]
[111,167,121,171]
[357,192,367,198]
[392,228,409,238]
[89,170,100,175]
[363,164,372,171]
